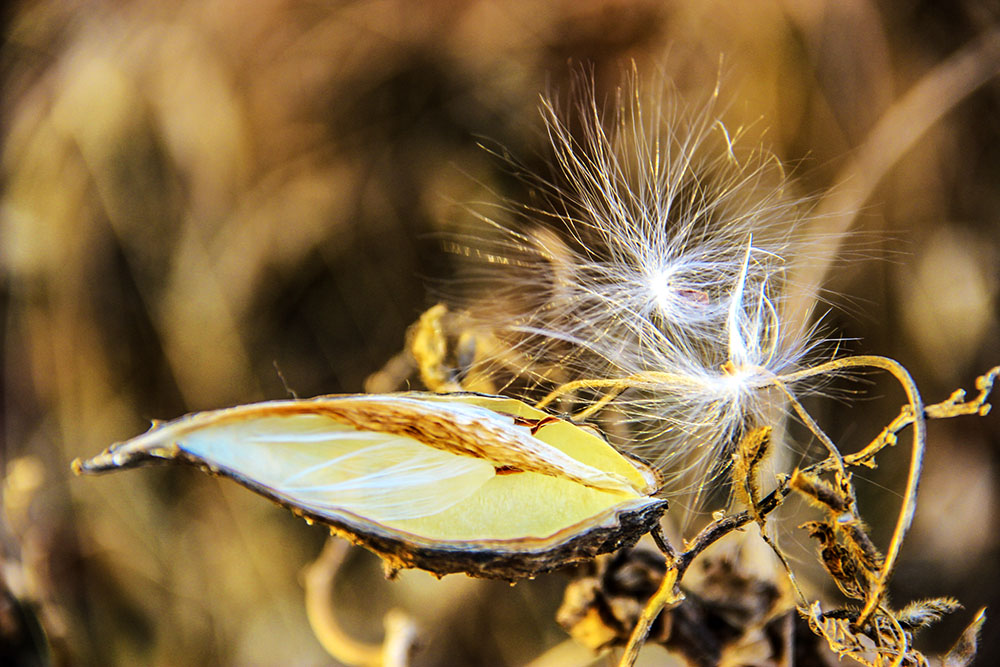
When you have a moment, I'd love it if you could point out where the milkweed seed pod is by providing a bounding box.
[74,393,668,579]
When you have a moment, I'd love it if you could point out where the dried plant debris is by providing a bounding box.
[789,469,852,516]
[558,547,844,667]
[801,521,871,602]
[562,366,996,667]
[769,369,1000,667]
[558,545,981,667]
[557,548,672,653]
[804,599,970,667]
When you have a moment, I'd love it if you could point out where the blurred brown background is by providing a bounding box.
[1,1,998,665]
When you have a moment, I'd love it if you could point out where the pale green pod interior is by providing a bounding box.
[78,393,661,545]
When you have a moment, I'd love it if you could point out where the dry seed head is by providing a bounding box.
[447,69,825,494]
[895,598,963,632]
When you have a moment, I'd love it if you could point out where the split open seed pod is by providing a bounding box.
[73,393,668,579]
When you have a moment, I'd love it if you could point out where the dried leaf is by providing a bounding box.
[731,426,772,524]
[801,521,868,601]
[790,469,850,515]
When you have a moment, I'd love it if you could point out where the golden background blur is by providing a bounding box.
[1,1,998,665]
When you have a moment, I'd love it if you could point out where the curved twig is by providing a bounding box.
[304,539,418,667]
[774,355,925,628]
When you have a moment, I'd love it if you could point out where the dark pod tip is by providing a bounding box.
[71,450,119,475]
[70,444,161,475]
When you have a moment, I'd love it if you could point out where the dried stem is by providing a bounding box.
[535,371,692,419]
[773,379,848,482]
[854,365,998,467]
[304,539,418,667]
[618,563,681,666]
[618,483,793,666]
